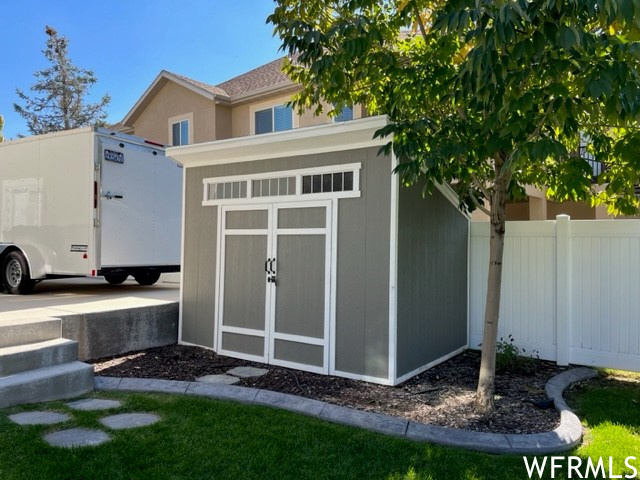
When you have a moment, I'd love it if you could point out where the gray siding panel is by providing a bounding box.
[181,168,216,347]
[278,207,325,229]
[396,185,469,377]
[222,332,264,357]
[226,210,268,230]
[274,235,325,338]
[274,340,323,367]
[335,148,391,379]
[222,235,268,330]
[181,147,391,379]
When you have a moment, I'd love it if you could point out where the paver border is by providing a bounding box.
[94,367,597,454]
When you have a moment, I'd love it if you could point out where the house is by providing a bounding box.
[115,57,364,146]
[116,56,616,222]
[167,115,469,385]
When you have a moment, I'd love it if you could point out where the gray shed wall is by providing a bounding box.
[396,184,468,378]
[181,147,391,379]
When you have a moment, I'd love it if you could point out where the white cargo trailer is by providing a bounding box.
[0,127,181,294]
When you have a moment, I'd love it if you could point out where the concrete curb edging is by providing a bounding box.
[94,366,597,455]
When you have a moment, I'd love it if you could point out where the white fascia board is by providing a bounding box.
[434,182,471,220]
[168,115,390,168]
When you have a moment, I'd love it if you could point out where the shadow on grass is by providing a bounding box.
[567,373,640,431]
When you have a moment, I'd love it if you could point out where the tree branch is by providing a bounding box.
[469,189,491,216]
[470,172,491,198]
[413,2,429,41]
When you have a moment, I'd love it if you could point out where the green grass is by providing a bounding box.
[0,372,638,480]
[567,370,640,479]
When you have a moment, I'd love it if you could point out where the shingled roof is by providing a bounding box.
[121,57,296,127]
[162,57,294,102]
[216,57,293,99]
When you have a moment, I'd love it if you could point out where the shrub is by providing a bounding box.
[496,335,539,375]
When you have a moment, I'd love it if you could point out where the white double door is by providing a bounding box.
[216,201,332,374]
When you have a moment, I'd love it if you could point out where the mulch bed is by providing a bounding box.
[90,344,569,434]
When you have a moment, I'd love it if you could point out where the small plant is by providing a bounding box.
[496,335,539,375]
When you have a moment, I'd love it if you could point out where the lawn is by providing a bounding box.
[0,371,638,480]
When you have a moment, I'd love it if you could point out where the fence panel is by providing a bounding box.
[469,217,640,372]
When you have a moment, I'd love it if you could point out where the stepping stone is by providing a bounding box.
[9,411,70,425]
[44,428,111,448]
[196,374,240,385]
[100,413,160,430]
[66,399,122,411]
[227,366,269,378]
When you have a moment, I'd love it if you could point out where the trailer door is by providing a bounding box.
[98,138,180,268]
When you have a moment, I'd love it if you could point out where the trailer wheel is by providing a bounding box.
[104,273,129,285]
[133,271,161,286]
[2,251,36,294]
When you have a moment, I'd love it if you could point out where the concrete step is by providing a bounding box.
[0,338,78,377]
[0,361,94,408]
[0,317,61,348]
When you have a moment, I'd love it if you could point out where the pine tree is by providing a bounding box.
[14,26,110,135]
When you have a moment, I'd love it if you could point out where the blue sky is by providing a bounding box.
[0,1,284,139]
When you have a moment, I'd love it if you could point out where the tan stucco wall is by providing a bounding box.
[132,81,216,145]
[216,104,232,140]
[230,92,361,138]
[547,200,596,220]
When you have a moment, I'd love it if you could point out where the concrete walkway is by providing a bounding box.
[95,367,597,455]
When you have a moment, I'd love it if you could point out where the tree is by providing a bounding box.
[269,0,640,412]
[0,115,4,142]
[14,26,110,135]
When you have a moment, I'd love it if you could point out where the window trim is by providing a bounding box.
[202,163,361,206]
[168,113,193,146]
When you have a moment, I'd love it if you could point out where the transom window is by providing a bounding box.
[171,119,189,146]
[203,164,360,205]
[302,171,353,194]
[255,105,293,135]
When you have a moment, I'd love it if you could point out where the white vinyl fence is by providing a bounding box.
[469,216,640,372]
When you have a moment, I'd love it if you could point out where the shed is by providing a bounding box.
[168,115,469,385]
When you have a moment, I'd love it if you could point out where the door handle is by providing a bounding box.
[102,191,124,200]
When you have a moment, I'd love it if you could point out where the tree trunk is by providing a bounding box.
[475,157,510,414]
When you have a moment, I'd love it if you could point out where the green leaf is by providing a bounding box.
[559,25,579,49]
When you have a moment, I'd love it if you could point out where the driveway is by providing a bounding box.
[0,276,179,323]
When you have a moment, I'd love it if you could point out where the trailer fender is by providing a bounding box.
[0,244,46,280]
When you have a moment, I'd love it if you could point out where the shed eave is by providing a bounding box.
[167,115,390,168]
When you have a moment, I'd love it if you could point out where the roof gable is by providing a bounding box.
[121,57,296,127]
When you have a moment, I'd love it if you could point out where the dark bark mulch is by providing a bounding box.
[91,344,568,434]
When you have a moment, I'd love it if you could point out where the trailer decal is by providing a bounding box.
[104,149,124,164]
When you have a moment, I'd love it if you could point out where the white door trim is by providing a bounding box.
[215,200,334,375]
[216,203,271,363]
[268,200,332,374]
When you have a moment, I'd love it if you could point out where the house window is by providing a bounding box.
[333,105,353,123]
[172,119,189,146]
[255,105,292,134]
